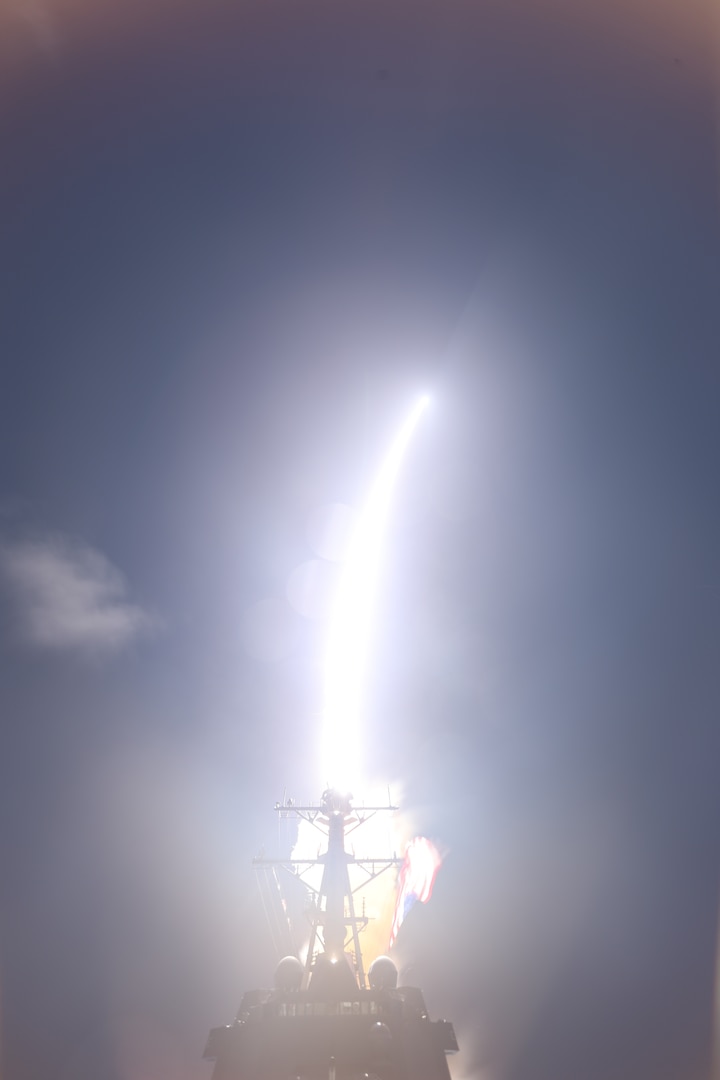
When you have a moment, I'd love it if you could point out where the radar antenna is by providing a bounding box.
[252,788,401,988]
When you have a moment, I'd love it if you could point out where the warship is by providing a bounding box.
[204,787,457,1080]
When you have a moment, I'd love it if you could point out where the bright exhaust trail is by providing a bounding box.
[322,394,430,792]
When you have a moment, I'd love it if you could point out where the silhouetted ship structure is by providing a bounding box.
[204,788,457,1080]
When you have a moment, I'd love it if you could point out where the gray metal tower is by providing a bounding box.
[204,788,458,1080]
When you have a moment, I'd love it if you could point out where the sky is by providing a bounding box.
[0,1,719,1078]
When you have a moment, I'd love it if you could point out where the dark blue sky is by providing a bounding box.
[0,2,719,1078]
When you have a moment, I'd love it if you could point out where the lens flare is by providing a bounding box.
[322,394,430,791]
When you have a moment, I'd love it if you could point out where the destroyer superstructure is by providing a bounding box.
[204,788,457,1080]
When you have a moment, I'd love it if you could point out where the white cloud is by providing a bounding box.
[0,536,156,655]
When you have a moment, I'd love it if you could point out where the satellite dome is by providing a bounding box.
[367,1020,393,1056]
[368,956,398,990]
[274,955,303,992]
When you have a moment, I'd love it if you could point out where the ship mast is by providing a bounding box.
[253,788,401,989]
[205,789,458,1080]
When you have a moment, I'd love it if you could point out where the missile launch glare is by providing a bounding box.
[208,394,456,1080]
[322,394,430,792]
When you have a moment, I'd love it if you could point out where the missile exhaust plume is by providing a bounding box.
[322,394,430,793]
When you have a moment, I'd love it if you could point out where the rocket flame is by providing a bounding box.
[322,395,430,792]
